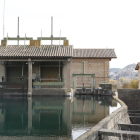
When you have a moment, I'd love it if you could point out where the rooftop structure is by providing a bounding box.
[0,17,117,96]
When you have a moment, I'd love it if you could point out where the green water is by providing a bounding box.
[0,96,120,140]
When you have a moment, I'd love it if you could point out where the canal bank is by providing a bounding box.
[76,96,131,140]
[76,91,140,140]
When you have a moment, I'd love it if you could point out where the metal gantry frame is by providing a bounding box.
[2,17,69,47]
[37,17,67,46]
[73,74,95,92]
[4,17,33,45]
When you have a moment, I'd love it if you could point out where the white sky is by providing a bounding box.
[0,0,140,68]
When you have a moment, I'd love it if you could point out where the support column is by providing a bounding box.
[67,59,71,92]
[91,76,94,93]
[28,58,32,96]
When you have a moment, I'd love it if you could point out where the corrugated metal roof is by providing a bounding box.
[73,49,117,58]
[0,45,73,58]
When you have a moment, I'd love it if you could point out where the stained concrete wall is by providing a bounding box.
[118,89,140,110]
[71,59,110,88]
[0,62,5,82]
[62,61,68,89]
[76,97,130,140]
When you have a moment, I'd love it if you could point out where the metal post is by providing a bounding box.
[22,63,24,77]
[59,30,61,47]
[51,17,53,46]
[83,61,85,88]
[6,33,8,47]
[39,63,41,89]
[17,17,19,46]
[91,76,94,93]
[24,33,26,51]
[3,0,5,40]
[40,30,42,49]
[59,61,60,80]
[83,61,85,74]
[28,58,32,96]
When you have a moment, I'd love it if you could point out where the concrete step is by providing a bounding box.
[118,123,140,132]
[99,128,140,139]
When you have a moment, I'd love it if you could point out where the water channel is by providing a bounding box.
[0,95,121,140]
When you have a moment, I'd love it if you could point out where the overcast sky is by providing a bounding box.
[0,0,140,68]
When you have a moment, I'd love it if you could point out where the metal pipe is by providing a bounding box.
[24,33,26,51]
[59,61,60,76]
[40,30,42,50]
[83,61,85,74]
[59,30,61,47]
[0,59,67,62]
[3,0,5,40]
[4,37,33,40]
[51,17,53,46]
[22,63,24,77]
[17,17,19,46]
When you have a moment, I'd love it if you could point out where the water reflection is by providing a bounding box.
[0,96,119,139]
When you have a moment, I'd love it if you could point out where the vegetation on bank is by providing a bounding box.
[109,78,138,89]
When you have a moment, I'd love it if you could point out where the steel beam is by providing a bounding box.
[4,37,33,40]
[0,59,28,61]
[0,59,67,62]
[33,82,65,86]
[37,37,66,40]
[73,74,95,77]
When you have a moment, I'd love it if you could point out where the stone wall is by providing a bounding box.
[71,58,110,88]
[76,97,130,140]
[118,89,140,110]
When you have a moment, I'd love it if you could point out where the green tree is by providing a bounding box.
[119,77,124,85]
[131,79,138,89]
[122,83,131,89]
[109,79,117,85]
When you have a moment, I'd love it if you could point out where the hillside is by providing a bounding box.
[110,63,138,80]
[110,68,121,73]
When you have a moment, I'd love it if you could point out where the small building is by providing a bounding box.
[0,43,116,96]
[135,62,140,89]
[0,17,117,96]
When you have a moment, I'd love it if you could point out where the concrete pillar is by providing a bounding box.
[91,76,95,93]
[28,97,32,134]
[67,59,71,92]
[28,58,32,96]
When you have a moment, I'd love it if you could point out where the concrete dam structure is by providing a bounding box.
[0,17,117,96]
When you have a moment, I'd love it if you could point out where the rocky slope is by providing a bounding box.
[110,63,138,80]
